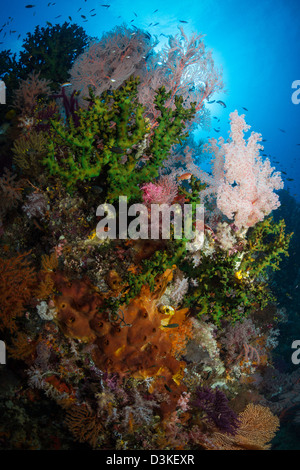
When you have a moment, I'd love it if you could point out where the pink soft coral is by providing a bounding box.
[13,71,51,115]
[141,177,178,205]
[203,111,283,228]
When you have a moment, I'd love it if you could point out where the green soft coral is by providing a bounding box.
[179,217,292,325]
[240,217,292,276]
[43,76,196,202]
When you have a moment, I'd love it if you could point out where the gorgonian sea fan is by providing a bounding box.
[192,386,239,434]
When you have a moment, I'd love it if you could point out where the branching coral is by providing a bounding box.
[240,217,292,276]
[35,252,58,301]
[43,76,196,201]
[12,130,49,177]
[7,331,41,361]
[13,71,51,116]
[22,192,48,220]
[221,318,261,366]
[0,168,23,224]
[0,252,36,332]
[179,217,291,324]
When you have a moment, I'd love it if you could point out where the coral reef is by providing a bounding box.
[0,22,292,451]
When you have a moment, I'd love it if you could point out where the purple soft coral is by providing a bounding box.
[192,386,239,434]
